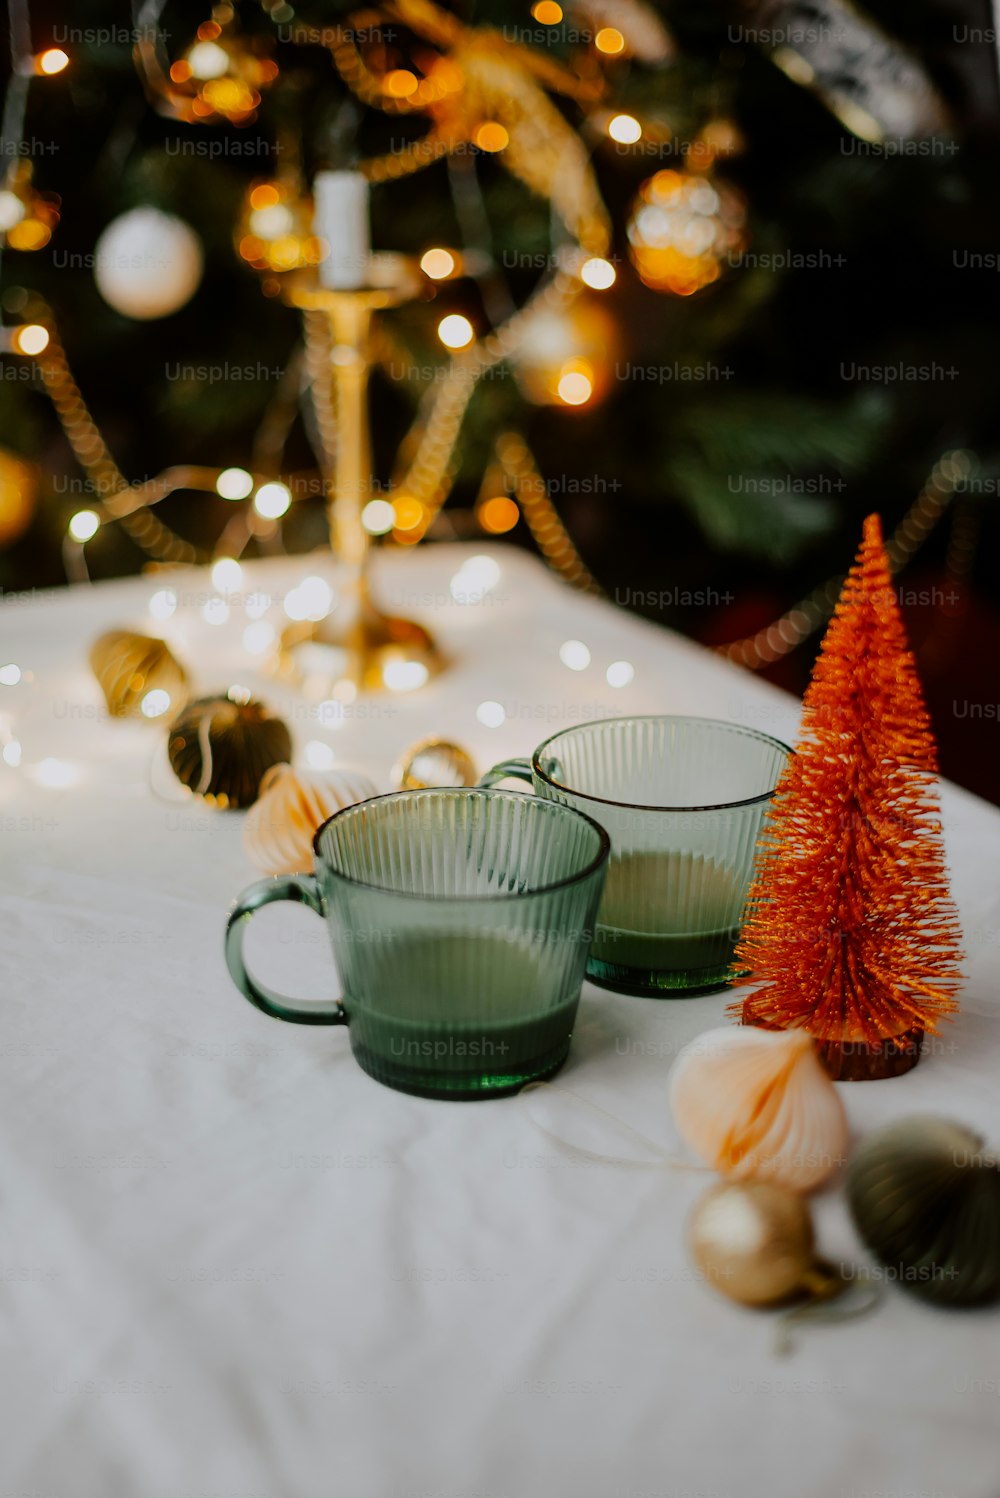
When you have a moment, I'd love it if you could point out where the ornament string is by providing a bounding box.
[520,1080,884,1355]
[519,1080,705,1172]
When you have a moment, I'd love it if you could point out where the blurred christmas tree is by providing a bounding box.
[1,0,998,653]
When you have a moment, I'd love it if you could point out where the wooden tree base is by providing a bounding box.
[814,1027,923,1081]
[741,1006,924,1081]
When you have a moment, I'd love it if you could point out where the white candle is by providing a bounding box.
[314,170,371,290]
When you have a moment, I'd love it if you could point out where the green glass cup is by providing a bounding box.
[225,787,609,1099]
[481,716,791,998]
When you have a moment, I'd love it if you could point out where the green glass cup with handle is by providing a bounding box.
[480,716,791,997]
[225,786,609,1099]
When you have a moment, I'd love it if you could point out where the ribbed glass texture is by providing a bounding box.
[315,788,608,1096]
[530,717,790,996]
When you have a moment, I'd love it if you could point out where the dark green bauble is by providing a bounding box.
[848,1116,1000,1307]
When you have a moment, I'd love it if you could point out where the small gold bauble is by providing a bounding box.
[394,737,478,790]
[627,167,747,297]
[167,691,292,809]
[89,629,190,720]
[689,1180,836,1307]
[0,447,38,547]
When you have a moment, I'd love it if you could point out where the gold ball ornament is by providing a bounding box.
[847,1116,1000,1307]
[167,691,292,809]
[513,298,619,408]
[89,630,190,720]
[394,738,478,790]
[627,167,747,296]
[688,1180,839,1307]
[0,447,38,546]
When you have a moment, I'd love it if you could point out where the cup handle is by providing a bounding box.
[477,758,533,789]
[225,874,347,1026]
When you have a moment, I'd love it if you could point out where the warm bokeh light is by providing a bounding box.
[475,122,509,153]
[211,557,243,593]
[253,481,291,519]
[559,639,591,671]
[606,660,635,688]
[478,495,519,534]
[201,597,230,626]
[531,0,563,21]
[216,467,254,500]
[420,247,456,280]
[283,576,333,622]
[476,700,506,728]
[0,191,25,232]
[68,509,100,542]
[13,324,49,355]
[361,499,396,534]
[148,589,178,621]
[0,664,22,686]
[383,660,429,692]
[385,69,419,98]
[186,40,229,80]
[2,739,22,767]
[393,495,425,531]
[140,689,172,719]
[250,183,280,210]
[595,27,625,54]
[438,314,474,350]
[580,256,616,290]
[37,48,69,75]
[557,367,593,405]
[36,757,77,788]
[608,114,642,145]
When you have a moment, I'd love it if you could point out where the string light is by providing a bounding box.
[475,123,509,153]
[304,740,336,769]
[556,366,593,405]
[244,590,272,619]
[253,481,291,518]
[420,248,456,280]
[392,495,425,531]
[580,257,616,290]
[36,757,76,788]
[216,467,254,500]
[382,660,429,691]
[606,660,635,687]
[438,314,474,350]
[36,49,69,75]
[211,557,243,592]
[12,324,49,355]
[140,689,172,718]
[0,664,22,686]
[186,40,229,80]
[608,114,642,145]
[476,700,506,728]
[385,69,419,97]
[477,495,519,534]
[559,639,591,670]
[531,0,563,21]
[361,499,396,534]
[283,576,333,622]
[68,509,100,542]
[148,589,178,621]
[2,739,22,767]
[595,28,625,54]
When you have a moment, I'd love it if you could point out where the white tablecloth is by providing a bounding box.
[3,543,999,1498]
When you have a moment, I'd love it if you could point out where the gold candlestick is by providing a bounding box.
[280,256,444,693]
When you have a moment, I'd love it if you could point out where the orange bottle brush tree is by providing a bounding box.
[732,513,963,1080]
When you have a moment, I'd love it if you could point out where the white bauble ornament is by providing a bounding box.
[669,1025,848,1193]
[94,208,203,320]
